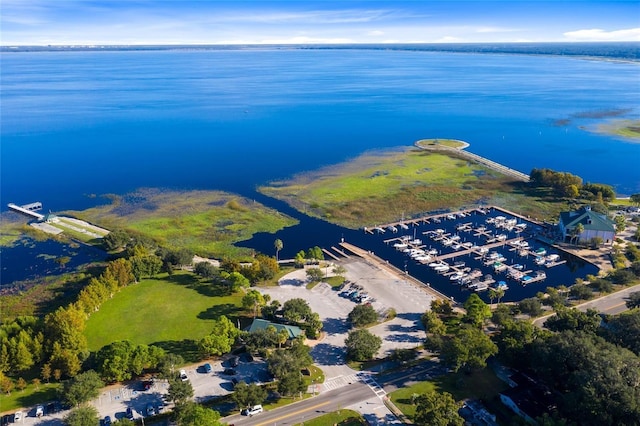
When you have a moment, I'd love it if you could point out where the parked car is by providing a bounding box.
[36,405,44,417]
[179,369,188,381]
[223,368,236,375]
[229,356,239,367]
[13,411,23,422]
[125,407,134,420]
[146,405,156,416]
[103,415,112,425]
[203,363,212,373]
[241,405,263,417]
[1,414,12,426]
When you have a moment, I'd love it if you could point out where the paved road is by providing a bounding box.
[533,283,640,327]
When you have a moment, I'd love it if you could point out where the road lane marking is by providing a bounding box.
[604,301,627,313]
[253,401,331,426]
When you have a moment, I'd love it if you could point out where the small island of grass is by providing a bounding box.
[415,138,470,150]
[259,145,565,229]
[593,119,640,141]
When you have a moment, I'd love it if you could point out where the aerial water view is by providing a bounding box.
[1,1,639,425]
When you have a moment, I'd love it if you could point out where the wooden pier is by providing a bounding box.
[8,202,44,220]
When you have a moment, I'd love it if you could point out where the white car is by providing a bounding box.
[36,405,44,417]
[179,369,188,381]
[241,405,263,417]
[13,411,23,422]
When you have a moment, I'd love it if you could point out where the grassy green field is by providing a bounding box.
[0,382,61,413]
[389,368,508,420]
[84,271,244,359]
[294,409,365,426]
[67,189,297,259]
[260,146,565,229]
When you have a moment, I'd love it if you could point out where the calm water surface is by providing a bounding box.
[1,48,637,291]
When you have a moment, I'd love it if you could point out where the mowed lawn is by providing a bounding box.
[85,272,244,352]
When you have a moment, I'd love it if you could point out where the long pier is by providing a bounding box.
[8,203,44,220]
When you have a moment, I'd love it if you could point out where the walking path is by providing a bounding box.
[415,139,530,182]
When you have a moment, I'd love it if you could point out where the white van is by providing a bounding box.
[241,405,263,416]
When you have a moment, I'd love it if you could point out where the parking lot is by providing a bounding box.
[261,258,432,381]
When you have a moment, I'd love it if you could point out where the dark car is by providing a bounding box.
[203,363,212,373]
[103,416,112,425]
[223,368,236,375]
[231,378,239,386]
[125,407,134,420]
[1,414,11,426]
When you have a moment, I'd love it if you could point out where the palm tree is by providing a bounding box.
[495,288,505,304]
[488,288,499,307]
[573,223,585,245]
[274,239,283,261]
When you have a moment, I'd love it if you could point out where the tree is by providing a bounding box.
[242,290,266,318]
[199,334,232,359]
[430,299,454,316]
[16,377,27,392]
[282,298,313,323]
[232,381,267,409]
[545,308,601,334]
[305,267,324,283]
[630,193,640,206]
[441,325,498,372]
[614,215,627,233]
[626,291,640,309]
[277,329,289,349]
[62,370,104,407]
[601,309,640,355]
[167,376,194,406]
[294,250,306,267]
[518,297,543,317]
[332,265,347,277]
[278,371,307,396]
[174,401,224,426]
[463,293,491,327]
[194,262,218,278]
[244,328,278,354]
[268,349,300,379]
[63,406,99,426]
[413,390,464,426]
[348,304,379,327]
[569,284,593,300]
[158,353,184,379]
[95,340,135,382]
[530,331,640,425]
[345,329,382,361]
[0,372,14,395]
[274,239,283,261]
[222,271,250,291]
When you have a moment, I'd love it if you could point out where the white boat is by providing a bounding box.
[388,226,398,233]
[427,248,439,255]
[449,272,465,281]
[446,214,456,220]
[535,248,547,256]
[452,244,462,250]
[513,264,524,270]
[535,256,546,265]
[434,264,450,273]
[399,223,409,230]
[496,234,507,241]
[410,239,422,245]
[414,255,431,262]
[474,283,489,292]
[546,254,560,262]
[393,242,408,249]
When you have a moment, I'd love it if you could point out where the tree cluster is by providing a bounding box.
[348,304,378,327]
[267,338,313,396]
[94,340,165,383]
[281,298,323,338]
[294,246,324,267]
[199,316,240,358]
[529,168,583,198]
[344,329,382,361]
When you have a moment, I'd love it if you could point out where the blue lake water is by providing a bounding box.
[1,47,638,292]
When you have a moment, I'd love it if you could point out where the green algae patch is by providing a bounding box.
[67,189,298,258]
[259,147,529,229]
[592,119,640,141]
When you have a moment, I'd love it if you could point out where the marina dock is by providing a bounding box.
[8,202,44,220]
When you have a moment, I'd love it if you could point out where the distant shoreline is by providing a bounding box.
[2,42,639,62]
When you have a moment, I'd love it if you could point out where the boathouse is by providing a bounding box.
[558,206,615,245]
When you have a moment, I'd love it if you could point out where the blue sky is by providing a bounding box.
[1,1,639,45]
